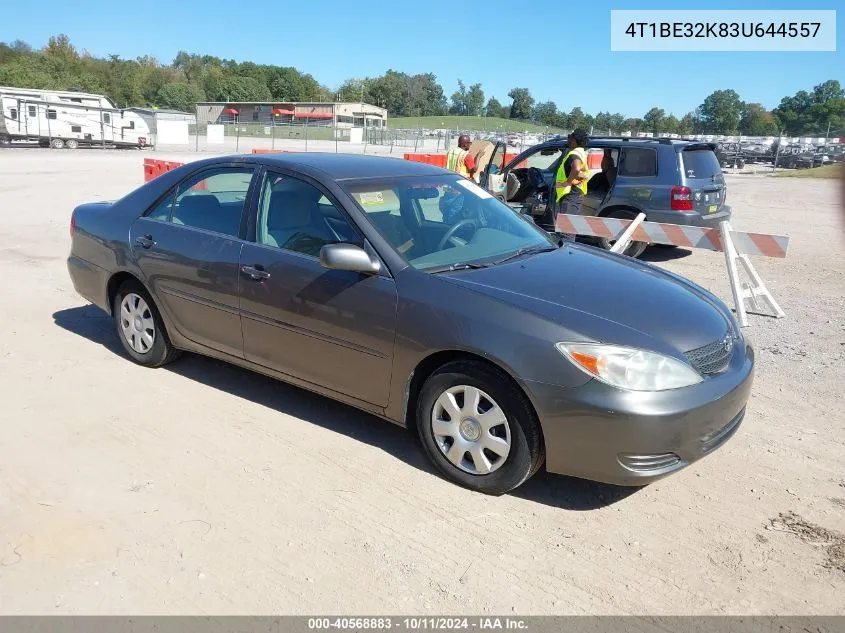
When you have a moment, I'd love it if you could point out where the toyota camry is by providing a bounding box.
[67,153,754,495]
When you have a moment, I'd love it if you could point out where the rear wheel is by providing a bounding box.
[597,210,648,259]
[416,360,544,495]
[65,138,79,149]
[50,138,64,149]
[112,280,181,368]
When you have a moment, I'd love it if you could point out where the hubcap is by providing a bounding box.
[119,293,155,354]
[431,385,511,475]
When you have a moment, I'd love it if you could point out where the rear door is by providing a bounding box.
[680,144,726,216]
[130,164,257,358]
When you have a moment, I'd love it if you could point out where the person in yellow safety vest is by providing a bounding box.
[445,135,478,180]
[551,129,591,232]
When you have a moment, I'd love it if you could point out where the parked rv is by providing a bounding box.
[0,86,152,149]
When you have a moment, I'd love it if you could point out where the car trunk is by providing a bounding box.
[680,145,727,216]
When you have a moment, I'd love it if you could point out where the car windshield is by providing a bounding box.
[343,175,555,271]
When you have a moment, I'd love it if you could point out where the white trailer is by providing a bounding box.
[0,86,153,149]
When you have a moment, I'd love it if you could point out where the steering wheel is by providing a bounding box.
[437,219,477,250]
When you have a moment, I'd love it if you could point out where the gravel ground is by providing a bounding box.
[0,148,843,615]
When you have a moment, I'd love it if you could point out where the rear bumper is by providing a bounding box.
[67,255,111,313]
[526,341,755,486]
[647,204,732,227]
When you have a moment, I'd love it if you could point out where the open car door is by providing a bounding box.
[467,139,495,182]
[479,141,507,200]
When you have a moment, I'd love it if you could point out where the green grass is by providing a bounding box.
[774,162,844,179]
[385,116,563,134]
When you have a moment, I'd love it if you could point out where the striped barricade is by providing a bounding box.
[556,214,789,258]
[555,213,790,327]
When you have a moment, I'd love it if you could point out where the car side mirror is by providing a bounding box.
[319,243,381,275]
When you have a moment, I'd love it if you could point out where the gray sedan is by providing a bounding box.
[67,153,754,495]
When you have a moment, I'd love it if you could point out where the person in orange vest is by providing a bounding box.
[445,135,478,180]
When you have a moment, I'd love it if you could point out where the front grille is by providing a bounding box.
[685,334,734,375]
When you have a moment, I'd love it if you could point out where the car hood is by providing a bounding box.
[440,243,732,354]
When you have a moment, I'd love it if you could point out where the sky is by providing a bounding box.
[2,0,843,118]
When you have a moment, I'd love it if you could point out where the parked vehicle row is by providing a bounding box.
[713,140,844,170]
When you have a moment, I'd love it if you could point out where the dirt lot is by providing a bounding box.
[0,148,843,615]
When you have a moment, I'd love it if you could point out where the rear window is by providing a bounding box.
[682,149,721,179]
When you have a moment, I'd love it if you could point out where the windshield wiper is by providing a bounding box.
[493,244,558,266]
[427,262,490,274]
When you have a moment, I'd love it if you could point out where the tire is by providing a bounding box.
[65,139,79,149]
[0,135,10,147]
[50,138,65,149]
[416,360,544,495]
[112,280,181,368]
[597,210,648,259]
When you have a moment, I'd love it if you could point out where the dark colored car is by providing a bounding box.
[67,153,754,495]
[481,137,732,258]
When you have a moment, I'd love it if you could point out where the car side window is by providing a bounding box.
[619,148,657,177]
[147,193,174,221]
[166,167,255,237]
[256,172,361,257]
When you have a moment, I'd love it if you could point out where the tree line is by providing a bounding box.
[1,35,843,137]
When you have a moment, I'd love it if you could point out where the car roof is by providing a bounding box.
[534,136,713,151]
[240,152,452,181]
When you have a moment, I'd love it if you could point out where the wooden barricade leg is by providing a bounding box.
[719,221,786,326]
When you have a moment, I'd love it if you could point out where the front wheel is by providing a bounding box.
[50,138,65,149]
[113,280,181,367]
[416,361,544,495]
[65,138,79,149]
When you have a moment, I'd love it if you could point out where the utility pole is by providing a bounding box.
[772,128,784,172]
[825,120,831,143]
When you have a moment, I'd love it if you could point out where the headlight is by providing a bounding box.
[556,342,703,391]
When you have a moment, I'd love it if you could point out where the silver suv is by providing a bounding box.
[481,136,732,258]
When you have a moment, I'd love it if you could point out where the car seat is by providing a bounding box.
[173,194,240,236]
[265,190,333,256]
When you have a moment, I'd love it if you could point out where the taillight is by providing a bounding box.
[671,186,694,211]
[70,212,76,237]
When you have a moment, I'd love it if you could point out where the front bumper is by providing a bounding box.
[526,341,755,486]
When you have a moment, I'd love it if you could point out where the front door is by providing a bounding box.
[480,141,507,197]
[101,111,114,143]
[238,170,398,407]
[130,165,257,358]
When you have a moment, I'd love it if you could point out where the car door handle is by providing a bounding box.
[135,234,155,249]
[241,265,271,281]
